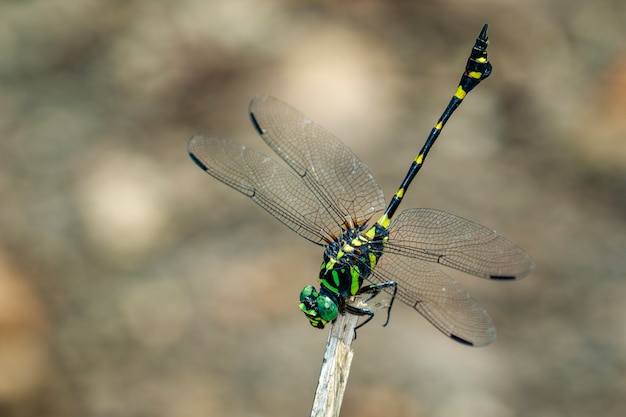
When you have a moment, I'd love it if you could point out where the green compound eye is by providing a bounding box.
[300,285,318,302]
[316,295,338,321]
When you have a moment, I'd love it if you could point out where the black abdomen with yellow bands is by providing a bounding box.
[379,24,492,226]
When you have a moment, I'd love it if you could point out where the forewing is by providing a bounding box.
[387,208,534,280]
[248,95,386,228]
[188,134,339,245]
[367,251,496,346]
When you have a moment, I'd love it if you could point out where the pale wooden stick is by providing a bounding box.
[309,295,392,417]
[309,310,359,417]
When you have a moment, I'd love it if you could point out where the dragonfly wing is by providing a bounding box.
[248,95,386,228]
[366,251,496,346]
[387,208,534,280]
[188,135,339,245]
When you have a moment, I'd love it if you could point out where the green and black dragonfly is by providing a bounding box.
[188,25,533,347]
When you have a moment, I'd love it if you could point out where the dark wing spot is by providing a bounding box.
[490,275,516,281]
[249,112,264,135]
[189,153,209,171]
[450,334,474,346]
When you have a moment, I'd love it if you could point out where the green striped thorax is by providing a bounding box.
[299,222,388,329]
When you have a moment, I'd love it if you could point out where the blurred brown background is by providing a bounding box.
[1,0,625,416]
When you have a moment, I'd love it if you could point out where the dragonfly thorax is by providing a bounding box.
[298,224,388,329]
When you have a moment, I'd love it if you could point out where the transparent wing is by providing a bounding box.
[365,251,496,346]
[387,208,534,280]
[248,95,386,227]
[188,135,340,245]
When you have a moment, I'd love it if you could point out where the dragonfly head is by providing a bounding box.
[299,285,338,329]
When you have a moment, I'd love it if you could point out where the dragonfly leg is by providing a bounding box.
[357,281,398,327]
[345,305,375,339]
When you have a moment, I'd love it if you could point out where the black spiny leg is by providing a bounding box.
[345,305,375,335]
[347,281,398,335]
[358,281,398,327]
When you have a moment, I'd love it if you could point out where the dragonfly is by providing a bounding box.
[188,25,533,347]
